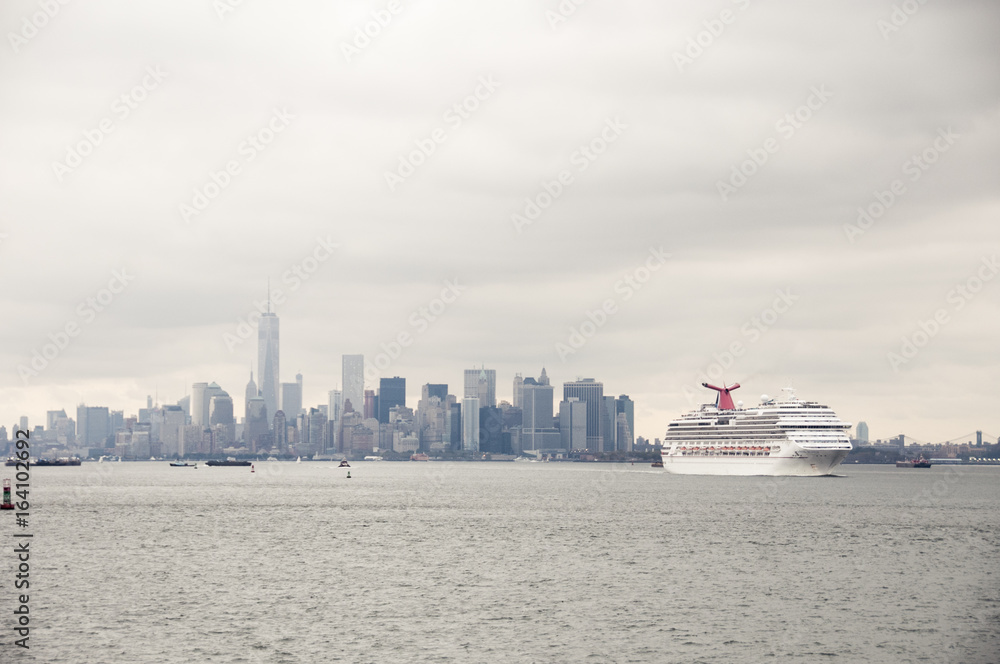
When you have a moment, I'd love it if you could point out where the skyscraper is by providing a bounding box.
[273,410,287,452]
[462,396,480,452]
[479,406,505,454]
[856,421,869,443]
[157,405,185,456]
[559,397,587,451]
[245,369,258,422]
[342,354,364,418]
[76,405,110,447]
[191,382,209,427]
[378,377,406,424]
[520,370,560,451]
[210,391,235,446]
[46,409,67,432]
[424,383,448,401]
[245,397,269,451]
[464,367,496,408]
[602,395,617,453]
[615,395,635,452]
[563,379,604,451]
[258,301,280,426]
[327,389,342,450]
[281,381,302,421]
[447,402,462,450]
[512,373,524,408]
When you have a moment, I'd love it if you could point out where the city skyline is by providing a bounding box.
[2,2,998,445]
[5,301,998,446]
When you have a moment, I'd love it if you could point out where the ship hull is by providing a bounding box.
[661,446,849,477]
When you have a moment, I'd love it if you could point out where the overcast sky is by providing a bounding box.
[2,0,998,444]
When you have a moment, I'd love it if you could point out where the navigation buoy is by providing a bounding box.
[346,471,351,479]
[251,464,255,473]
[1,479,13,510]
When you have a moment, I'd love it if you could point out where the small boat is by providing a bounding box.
[338,459,351,468]
[296,457,301,464]
[896,457,932,468]
[169,461,195,467]
[651,461,664,468]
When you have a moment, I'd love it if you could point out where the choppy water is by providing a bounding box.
[0,461,997,663]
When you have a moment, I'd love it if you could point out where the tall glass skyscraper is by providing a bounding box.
[856,421,869,443]
[563,378,604,451]
[258,310,279,427]
[377,377,406,424]
[462,396,480,452]
[342,354,364,416]
[280,382,302,420]
[615,395,635,451]
[464,367,496,408]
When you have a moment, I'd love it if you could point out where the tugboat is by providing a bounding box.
[896,456,932,468]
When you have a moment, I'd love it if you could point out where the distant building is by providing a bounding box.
[327,390,342,451]
[191,382,209,427]
[245,397,269,452]
[258,308,280,427]
[157,405,186,456]
[462,397,480,452]
[305,408,327,453]
[520,369,561,452]
[210,392,235,446]
[76,405,110,447]
[479,406,506,454]
[464,367,496,408]
[342,355,365,425]
[418,385,453,452]
[424,383,448,401]
[176,396,190,423]
[563,378,604,451]
[281,381,302,421]
[273,410,287,453]
[447,402,462,450]
[615,395,635,452]
[46,409,67,432]
[512,373,524,409]
[109,410,125,435]
[856,421,869,444]
[377,377,406,424]
[559,398,587,451]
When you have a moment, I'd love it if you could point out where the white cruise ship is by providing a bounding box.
[661,383,852,476]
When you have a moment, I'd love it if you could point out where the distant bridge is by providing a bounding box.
[898,431,997,446]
